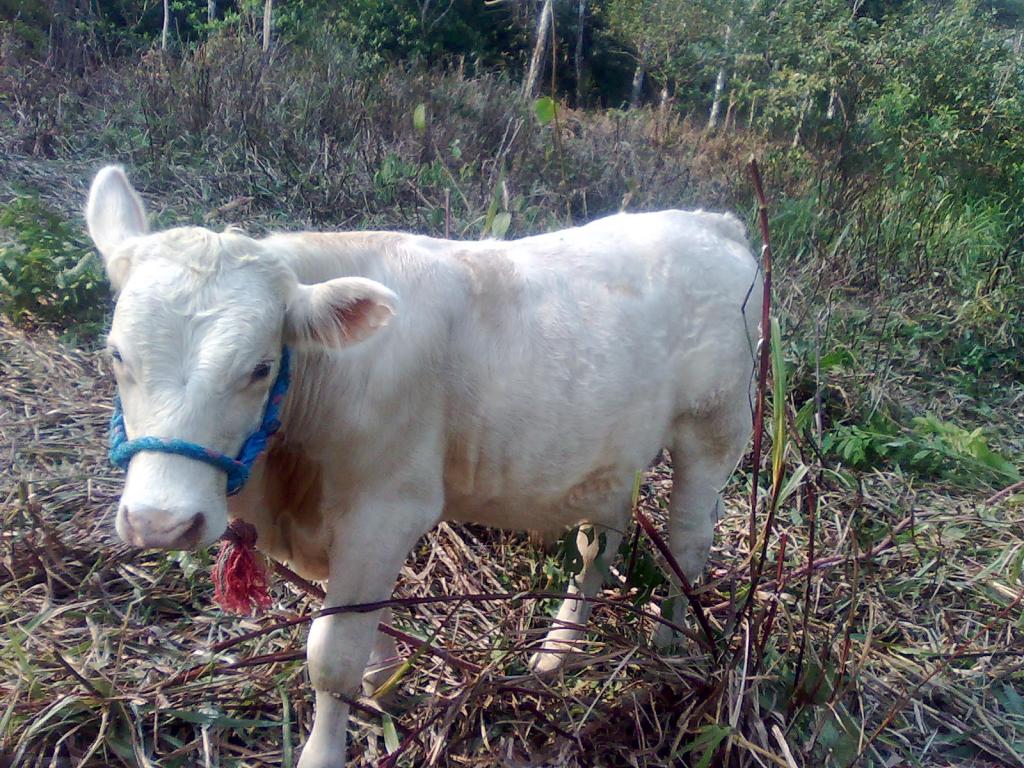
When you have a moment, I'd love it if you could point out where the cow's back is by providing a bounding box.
[436,210,761,531]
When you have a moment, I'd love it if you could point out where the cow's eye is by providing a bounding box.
[109,347,123,364]
[250,361,272,383]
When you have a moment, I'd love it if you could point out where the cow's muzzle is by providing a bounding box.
[118,503,207,549]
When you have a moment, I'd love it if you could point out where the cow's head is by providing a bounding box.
[87,166,397,549]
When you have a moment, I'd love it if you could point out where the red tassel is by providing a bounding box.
[213,520,272,615]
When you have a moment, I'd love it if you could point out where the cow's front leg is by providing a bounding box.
[298,499,436,768]
[362,608,402,697]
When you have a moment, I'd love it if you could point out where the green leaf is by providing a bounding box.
[818,712,860,766]
[382,713,400,753]
[280,687,293,768]
[676,724,731,767]
[481,164,506,239]
[770,317,787,490]
[490,212,511,239]
[998,683,1024,716]
[631,470,643,508]
[819,347,854,371]
[154,708,278,729]
[534,96,556,126]
[412,103,426,134]
[777,463,808,507]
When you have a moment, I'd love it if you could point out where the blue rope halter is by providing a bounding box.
[109,347,292,496]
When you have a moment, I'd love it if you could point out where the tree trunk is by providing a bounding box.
[208,0,216,24]
[161,0,170,50]
[574,0,587,106]
[792,89,811,148]
[629,55,645,108]
[657,84,671,141]
[707,25,731,132]
[262,0,273,52]
[707,66,727,131]
[523,0,553,98]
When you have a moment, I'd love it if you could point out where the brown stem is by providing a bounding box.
[634,507,718,655]
[755,530,788,656]
[745,156,774,590]
[986,479,1024,505]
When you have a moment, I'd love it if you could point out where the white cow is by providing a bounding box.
[86,165,761,768]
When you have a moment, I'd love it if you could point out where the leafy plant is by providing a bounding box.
[824,412,1019,487]
[909,413,1020,483]
[533,96,556,126]
[0,196,108,337]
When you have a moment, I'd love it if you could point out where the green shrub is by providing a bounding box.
[0,196,108,337]
[824,412,1019,488]
[0,2,51,54]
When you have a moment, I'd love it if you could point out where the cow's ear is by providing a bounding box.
[86,165,148,288]
[285,277,399,349]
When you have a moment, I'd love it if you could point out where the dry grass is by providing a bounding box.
[2,315,1022,768]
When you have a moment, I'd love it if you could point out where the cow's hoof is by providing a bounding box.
[652,622,685,654]
[296,741,344,768]
[528,648,568,675]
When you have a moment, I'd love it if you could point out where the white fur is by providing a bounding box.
[86,166,762,767]
[86,165,149,288]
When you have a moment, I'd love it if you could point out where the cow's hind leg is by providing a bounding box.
[657,402,751,647]
[529,523,623,674]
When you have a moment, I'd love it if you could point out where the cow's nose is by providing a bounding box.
[119,505,206,550]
